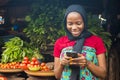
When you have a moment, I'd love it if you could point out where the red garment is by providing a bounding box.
[53,35,106,58]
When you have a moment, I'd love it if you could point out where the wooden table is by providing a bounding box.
[24,70,57,80]
[0,69,25,80]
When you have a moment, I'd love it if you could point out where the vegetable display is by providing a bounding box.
[20,56,50,71]
[1,37,43,63]
[0,57,51,72]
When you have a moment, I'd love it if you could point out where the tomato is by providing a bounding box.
[8,63,12,66]
[27,61,30,64]
[30,64,34,67]
[6,65,10,69]
[15,63,21,69]
[22,61,27,64]
[43,66,48,70]
[30,61,35,65]
[25,60,29,64]
[34,61,40,65]
[24,56,29,61]
[41,62,46,67]
[23,65,28,70]
[44,68,50,71]
[34,64,40,67]
[32,57,37,62]
[20,63,28,70]
[27,64,31,67]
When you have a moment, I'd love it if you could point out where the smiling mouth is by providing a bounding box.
[72,31,80,34]
[71,31,81,36]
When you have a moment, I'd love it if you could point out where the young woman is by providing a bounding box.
[53,4,107,80]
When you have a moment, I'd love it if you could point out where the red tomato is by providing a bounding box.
[27,63,30,66]
[34,61,40,65]
[44,68,50,71]
[24,56,29,61]
[20,63,28,70]
[34,64,40,67]
[32,57,37,62]
[41,62,46,67]
[15,63,20,69]
[22,61,28,64]
[43,66,48,70]
[29,64,34,67]
[23,65,28,70]
[27,61,30,64]
[30,61,35,65]
[25,60,29,64]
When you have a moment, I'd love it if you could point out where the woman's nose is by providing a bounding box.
[71,24,77,30]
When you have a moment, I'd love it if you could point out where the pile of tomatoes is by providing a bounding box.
[0,57,51,72]
[20,56,50,71]
[0,62,21,69]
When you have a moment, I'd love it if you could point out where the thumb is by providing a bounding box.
[77,53,83,57]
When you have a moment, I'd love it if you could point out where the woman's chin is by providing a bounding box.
[72,34,80,37]
[71,32,81,37]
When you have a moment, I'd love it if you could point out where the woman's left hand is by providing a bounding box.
[70,54,88,67]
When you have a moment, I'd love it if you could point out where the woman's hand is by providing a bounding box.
[70,54,88,67]
[60,54,72,66]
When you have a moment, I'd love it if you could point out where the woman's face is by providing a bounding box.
[66,12,84,37]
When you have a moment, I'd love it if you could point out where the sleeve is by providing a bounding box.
[53,39,61,58]
[95,37,106,55]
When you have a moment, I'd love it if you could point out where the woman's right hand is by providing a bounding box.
[60,54,72,66]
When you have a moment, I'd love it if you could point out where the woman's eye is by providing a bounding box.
[67,23,72,25]
[67,22,82,25]
[77,22,82,25]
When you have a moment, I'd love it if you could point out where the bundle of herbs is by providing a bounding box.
[1,37,43,63]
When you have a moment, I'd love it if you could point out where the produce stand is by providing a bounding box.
[24,70,56,80]
[0,69,25,80]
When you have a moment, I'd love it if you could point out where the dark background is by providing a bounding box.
[0,0,119,35]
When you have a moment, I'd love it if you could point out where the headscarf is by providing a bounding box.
[63,4,92,80]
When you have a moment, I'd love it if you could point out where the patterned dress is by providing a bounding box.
[53,35,106,80]
[60,46,98,80]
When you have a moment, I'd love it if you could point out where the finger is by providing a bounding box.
[60,60,67,66]
[69,62,83,65]
[72,56,83,61]
[62,58,71,65]
[69,62,77,65]
[77,54,83,57]
[77,63,87,67]
[64,54,72,59]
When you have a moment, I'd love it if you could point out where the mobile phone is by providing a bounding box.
[66,51,78,58]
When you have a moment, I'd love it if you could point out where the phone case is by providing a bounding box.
[66,52,78,58]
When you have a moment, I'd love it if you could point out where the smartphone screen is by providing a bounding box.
[66,51,78,58]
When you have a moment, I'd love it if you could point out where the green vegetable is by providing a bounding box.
[1,37,43,63]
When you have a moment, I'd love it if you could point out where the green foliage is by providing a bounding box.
[24,3,111,52]
[1,37,43,63]
[87,14,112,50]
[23,4,66,51]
